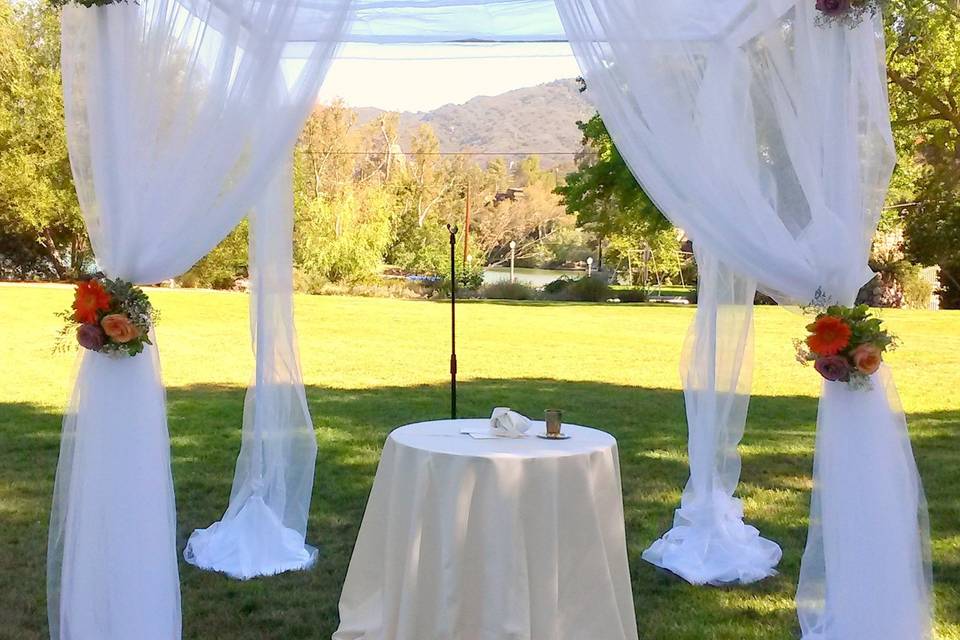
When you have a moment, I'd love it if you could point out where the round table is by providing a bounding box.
[333,419,639,640]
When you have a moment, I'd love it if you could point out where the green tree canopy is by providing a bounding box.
[885,0,960,304]
[554,113,669,240]
[0,0,86,279]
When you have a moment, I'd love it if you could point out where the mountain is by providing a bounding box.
[352,79,595,168]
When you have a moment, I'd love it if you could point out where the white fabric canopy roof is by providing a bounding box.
[190,0,565,53]
[279,0,794,45]
[303,0,566,43]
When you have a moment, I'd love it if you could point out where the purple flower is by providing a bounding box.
[816,0,851,15]
[814,355,851,382]
[76,323,106,351]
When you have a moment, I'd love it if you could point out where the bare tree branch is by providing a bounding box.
[891,113,955,128]
[888,67,960,135]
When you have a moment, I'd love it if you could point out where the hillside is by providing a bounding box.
[353,79,594,167]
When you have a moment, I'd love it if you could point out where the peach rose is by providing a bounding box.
[851,343,882,375]
[100,314,139,343]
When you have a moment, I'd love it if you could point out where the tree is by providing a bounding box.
[886,1,960,142]
[293,180,394,286]
[884,0,960,305]
[604,230,683,288]
[299,99,358,200]
[485,157,510,193]
[180,222,249,289]
[406,125,450,227]
[386,131,478,275]
[555,114,669,240]
[292,102,394,286]
[900,165,960,305]
[0,0,86,279]
[471,156,570,266]
[555,113,673,278]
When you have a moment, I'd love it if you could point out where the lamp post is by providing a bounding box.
[642,244,652,295]
[509,240,516,283]
[587,256,594,278]
[447,224,458,420]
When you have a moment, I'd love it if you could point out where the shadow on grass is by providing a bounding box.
[0,379,957,640]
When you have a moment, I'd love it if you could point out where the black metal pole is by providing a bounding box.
[447,224,458,420]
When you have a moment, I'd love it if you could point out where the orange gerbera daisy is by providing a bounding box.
[72,279,111,324]
[805,315,852,356]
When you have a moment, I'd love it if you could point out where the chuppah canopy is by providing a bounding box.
[50,1,931,640]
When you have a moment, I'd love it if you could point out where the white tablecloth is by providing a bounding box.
[333,419,639,640]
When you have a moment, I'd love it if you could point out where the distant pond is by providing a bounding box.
[483,267,587,288]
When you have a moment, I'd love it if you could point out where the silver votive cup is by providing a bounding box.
[545,409,563,437]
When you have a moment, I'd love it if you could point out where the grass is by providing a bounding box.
[610,284,695,298]
[0,283,958,640]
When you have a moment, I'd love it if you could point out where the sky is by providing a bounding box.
[316,42,581,113]
[310,0,578,112]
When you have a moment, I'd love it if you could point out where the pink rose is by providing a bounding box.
[101,314,140,343]
[851,344,882,375]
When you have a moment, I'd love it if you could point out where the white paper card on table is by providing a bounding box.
[461,430,502,440]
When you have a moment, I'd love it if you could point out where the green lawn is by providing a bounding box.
[1,283,958,640]
[610,284,695,298]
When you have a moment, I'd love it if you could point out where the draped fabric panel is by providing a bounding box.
[556,0,885,305]
[797,366,931,639]
[50,1,347,637]
[183,163,320,579]
[642,249,782,584]
[48,342,180,640]
[555,0,931,636]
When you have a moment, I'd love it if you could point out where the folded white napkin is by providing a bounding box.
[489,407,532,438]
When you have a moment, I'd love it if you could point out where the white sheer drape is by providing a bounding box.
[642,248,782,584]
[49,342,180,640]
[797,366,931,639]
[50,1,346,637]
[183,163,320,579]
[556,0,883,305]
[556,0,931,636]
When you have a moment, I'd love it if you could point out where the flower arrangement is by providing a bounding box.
[795,303,897,389]
[815,0,889,27]
[58,277,156,357]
